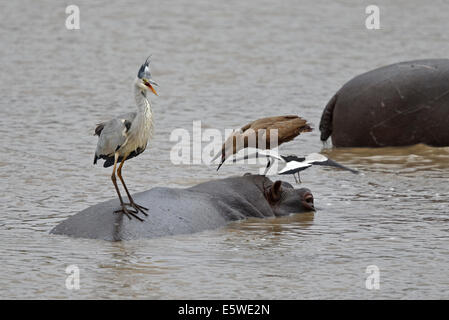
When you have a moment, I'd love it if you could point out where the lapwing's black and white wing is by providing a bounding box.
[277,152,359,176]
[304,153,359,174]
[277,160,312,175]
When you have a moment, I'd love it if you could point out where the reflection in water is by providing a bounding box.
[223,213,315,250]
[229,212,315,234]
[321,144,449,173]
[1,0,449,299]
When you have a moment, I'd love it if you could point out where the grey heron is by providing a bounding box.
[93,56,158,221]
[212,115,313,170]
[234,149,359,183]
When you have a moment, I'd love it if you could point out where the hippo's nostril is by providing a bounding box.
[305,193,314,203]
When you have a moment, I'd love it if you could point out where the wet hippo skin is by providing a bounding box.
[319,59,449,147]
[50,174,315,241]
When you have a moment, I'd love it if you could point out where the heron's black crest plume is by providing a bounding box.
[137,55,152,79]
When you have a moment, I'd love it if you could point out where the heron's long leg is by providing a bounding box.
[117,154,148,216]
[111,153,142,221]
[111,153,125,206]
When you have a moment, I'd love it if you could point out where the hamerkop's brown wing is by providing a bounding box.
[214,115,313,170]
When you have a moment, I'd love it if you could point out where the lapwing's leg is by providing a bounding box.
[117,154,148,216]
[293,173,299,184]
[111,152,142,221]
[297,172,302,184]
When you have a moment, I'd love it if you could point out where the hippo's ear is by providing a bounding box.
[270,180,283,202]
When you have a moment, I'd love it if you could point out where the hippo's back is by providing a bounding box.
[50,187,229,241]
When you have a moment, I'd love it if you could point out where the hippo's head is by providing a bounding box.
[263,180,315,216]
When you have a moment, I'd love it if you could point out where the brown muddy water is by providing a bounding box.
[0,0,448,299]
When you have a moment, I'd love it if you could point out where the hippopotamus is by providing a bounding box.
[50,174,315,241]
[319,59,449,147]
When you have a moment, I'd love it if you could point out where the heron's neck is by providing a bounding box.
[134,85,152,115]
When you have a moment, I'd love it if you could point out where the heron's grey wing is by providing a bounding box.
[116,111,136,132]
[94,112,137,161]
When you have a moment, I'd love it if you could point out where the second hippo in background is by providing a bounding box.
[320,59,449,148]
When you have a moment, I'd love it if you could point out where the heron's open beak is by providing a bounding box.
[144,79,158,95]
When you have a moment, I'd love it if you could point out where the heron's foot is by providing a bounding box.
[129,201,149,216]
[114,204,144,222]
